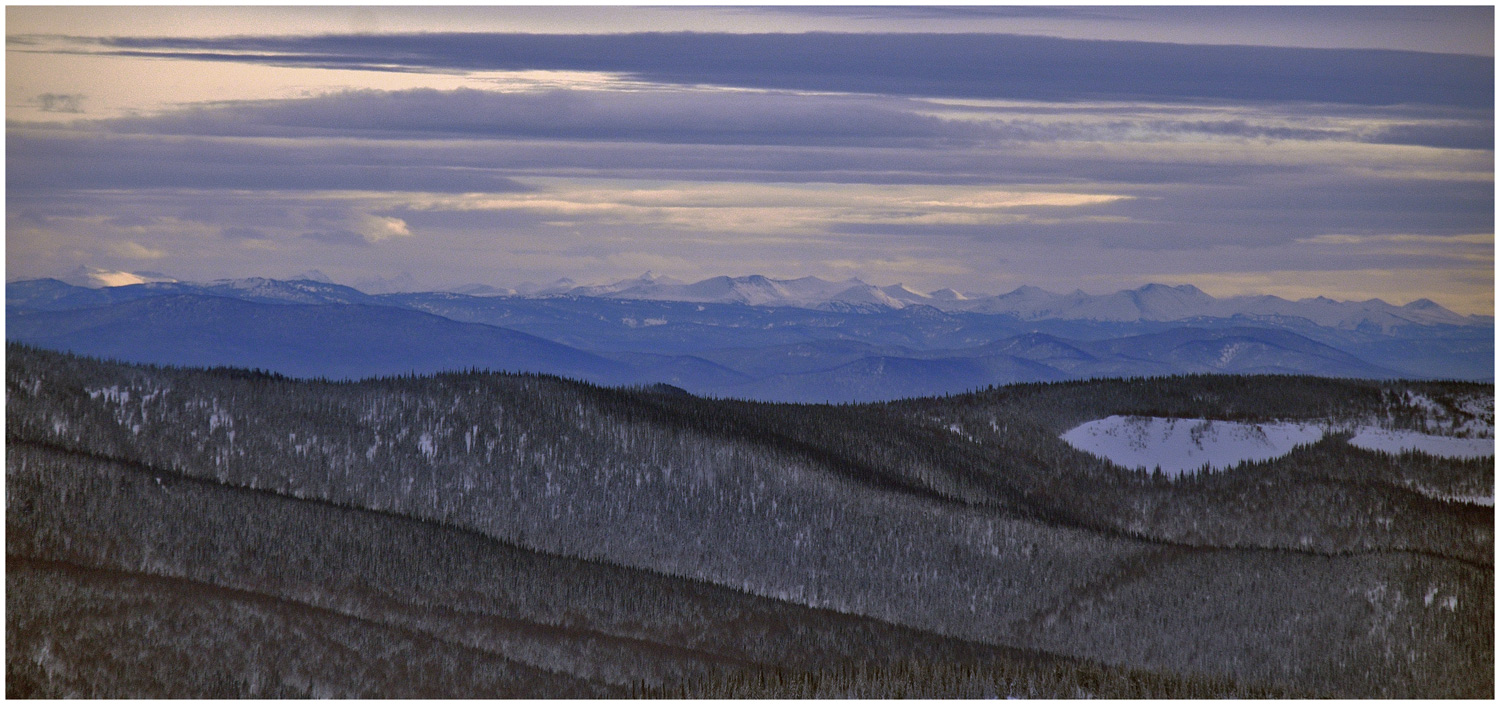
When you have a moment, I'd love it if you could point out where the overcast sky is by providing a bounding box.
[6,6,1494,313]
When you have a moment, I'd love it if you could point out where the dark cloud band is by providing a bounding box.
[29,86,1492,154]
[91,32,1493,108]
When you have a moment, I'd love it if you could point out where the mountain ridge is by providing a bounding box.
[513,273,1487,331]
[19,271,1486,331]
[7,276,1490,399]
[6,294,638,384]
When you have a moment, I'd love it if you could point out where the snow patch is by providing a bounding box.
[947,423,975,442]
[1403,391,1443,415]
[1413,492,1494,506]
[1216,341,1250,367]
[1061,415,1324,476]
[208,409,233,432]
[1384,390,1493,438]
[1460,395,1493,422]
[1348,428,1493,459]
[86,385,128,404]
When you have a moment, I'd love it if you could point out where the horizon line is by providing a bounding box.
[12,269,1490,317]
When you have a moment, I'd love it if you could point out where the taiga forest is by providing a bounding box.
[6,344,1491,697]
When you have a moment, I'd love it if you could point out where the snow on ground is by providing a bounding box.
[1387,390,1494,438]
[1459,395,1493,423]
[1060,415,1324,476]
[1348,428,1494,459]
[1402,391,1443,416]
[1417,492,1494,507]
[1455,394,1494,437]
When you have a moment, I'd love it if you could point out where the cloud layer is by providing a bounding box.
[87,32,1492,108]
[7,18,1494,313]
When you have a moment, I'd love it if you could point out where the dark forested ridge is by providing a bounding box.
[7,345,1492,698]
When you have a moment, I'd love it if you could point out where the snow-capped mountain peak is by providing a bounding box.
[827,283,909,310]
[879,283,933,304]
[388,273,1479,332]
[928,287,968,301]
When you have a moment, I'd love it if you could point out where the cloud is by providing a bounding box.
[358,214,411,241]
[79,85,1493,152]
[818,170,1491,251]
[88,32,1494,108]
[376,205,551,231]
[8,131,535,193]
[220,226,269,240]
[300,229,371,247]
[37,93,84,113]
[12,98,1487,205]
[7,28,1488,311]
[114,241,166,259]
[1297,232,1493,246]
[106,214,154,227]
[391,182,1133,236]
[90,88,994,147]
[291,215,409,246]
[9,123,1488,252]
[1369,123,1495,151]
[751,6,1132,21]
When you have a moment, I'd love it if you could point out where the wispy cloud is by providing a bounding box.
[1298,232,1493,246]
[114,241,167,259]
[220,226,269,241]
[394,182,1131,235]
[36,86,1484,152]
[301,229,371,248]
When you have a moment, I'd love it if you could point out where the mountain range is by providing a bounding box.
[32,269,1488,328]
[462,272,1485,331]
[6,274,1492,401]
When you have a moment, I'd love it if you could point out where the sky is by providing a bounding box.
[6,6,1495,313]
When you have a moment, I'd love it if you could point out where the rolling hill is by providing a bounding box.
[7,346,1491,697]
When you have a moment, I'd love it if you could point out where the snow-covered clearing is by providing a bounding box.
[1060,416,1324,476]
[1062,403,1494,486]
[1348,428,1493,460]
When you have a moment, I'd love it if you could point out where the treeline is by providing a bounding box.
[641,658,1299,699]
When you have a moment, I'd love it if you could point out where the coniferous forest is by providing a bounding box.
[6,344,1492,698]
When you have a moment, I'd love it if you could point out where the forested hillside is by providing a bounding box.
[7,345,1492,697]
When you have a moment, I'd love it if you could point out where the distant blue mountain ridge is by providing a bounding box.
[7,275,1492,401]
